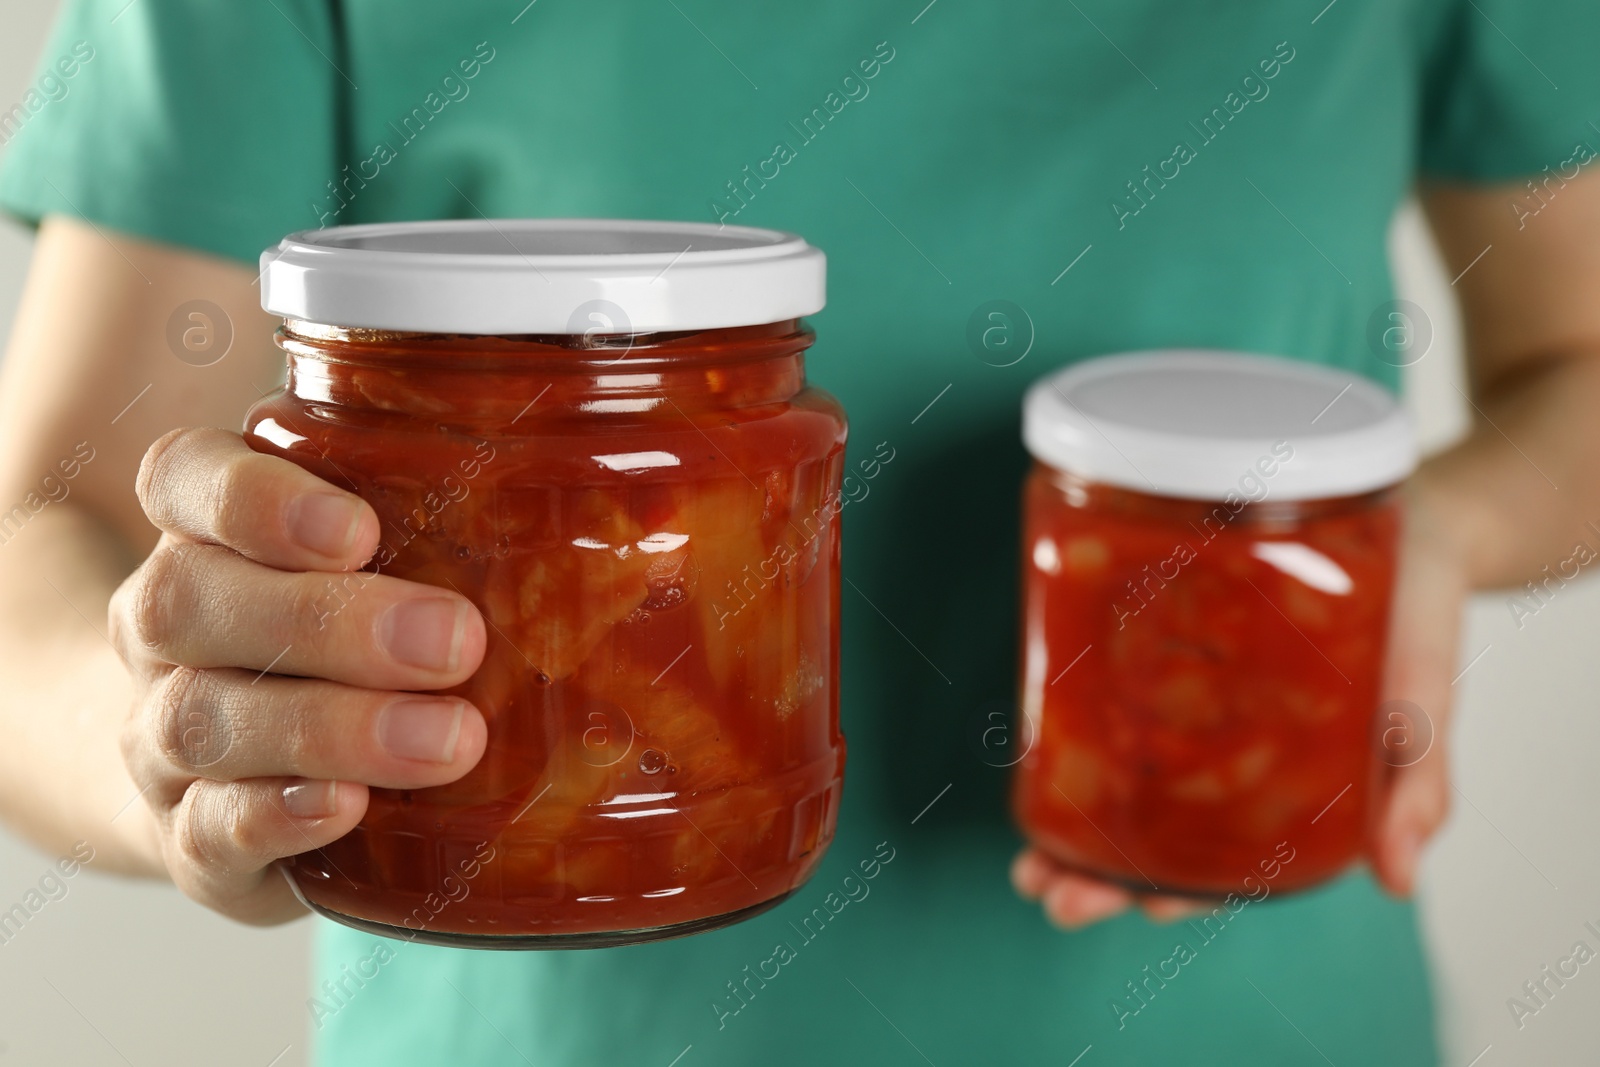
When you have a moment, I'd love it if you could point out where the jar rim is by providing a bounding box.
[1022,350,1417,502]
[260,218,826,335]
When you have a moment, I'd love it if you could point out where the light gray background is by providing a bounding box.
[1,3,1596,1064]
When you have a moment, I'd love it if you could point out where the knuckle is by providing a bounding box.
[128,544,201,656]
[174,783,272,877]
[209,451,275,545]
[308,569,375,634]
[172,785,235,874]
[152,668,216,771]
[106,580,139,667]
[117,709,167,803]
[283,572,336,641]
[137,427,228,517]
[135,427,192,513]
[273,686,329,773]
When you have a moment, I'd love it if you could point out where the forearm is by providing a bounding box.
[1414,347,1600,592]
[0,219,284,877]
[0,503,163,876]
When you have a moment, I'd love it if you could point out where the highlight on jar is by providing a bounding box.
[1012,351,1418,897]
[252,219,847,948]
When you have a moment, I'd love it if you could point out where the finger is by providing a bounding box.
[1040,868,1135,929]
[165,776,367,925]
[1371,494,1466,896]
[1011,849,1055,901]
[124,541,486,690]
[1139,895,1216,924]
[1374,749,1451,896]
[138,427,380,572]
[136,667,488,791]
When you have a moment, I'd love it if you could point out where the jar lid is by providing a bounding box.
[259,219,825,334]
[1022,350,1417,502]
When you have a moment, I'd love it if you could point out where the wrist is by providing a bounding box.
[1401,463,1492,593]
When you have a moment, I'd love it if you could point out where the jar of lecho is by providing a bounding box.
[250,219,847,947]
[1012,350,1416,895]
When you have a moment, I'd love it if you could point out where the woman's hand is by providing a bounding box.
[109,428,490,925]
[1010,479,1470,928]
[1013,174,1600,928]
[1010,851,1209,929]
[1367,478,1470,895]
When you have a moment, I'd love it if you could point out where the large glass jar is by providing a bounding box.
[1013,351,1416,896]
[250,220,846,947]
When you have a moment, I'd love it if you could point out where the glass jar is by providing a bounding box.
[1013,351,1416,895]
[250,220,846,947]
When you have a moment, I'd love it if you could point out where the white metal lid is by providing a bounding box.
[259,218,826,334]
[1022,350,1417,502]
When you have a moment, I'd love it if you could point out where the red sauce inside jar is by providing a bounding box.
[247,319,846,945]
[1012,466,1400,895]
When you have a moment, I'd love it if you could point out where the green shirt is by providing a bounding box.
[7,2,1597,1064]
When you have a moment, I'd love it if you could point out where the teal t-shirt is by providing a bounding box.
[7,2,1599,1064]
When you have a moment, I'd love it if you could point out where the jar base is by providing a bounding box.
[303,888,799,950]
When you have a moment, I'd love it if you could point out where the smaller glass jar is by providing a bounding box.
[253,219,845,948]
[1013,351,1416,895]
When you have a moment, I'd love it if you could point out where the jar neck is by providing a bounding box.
[1033,462,1397,524]
[278,318,812,425]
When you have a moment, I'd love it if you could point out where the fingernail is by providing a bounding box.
[380,598,468,672]
[283,780,338,818]
[379,698,465,763]
[287,493,363,557]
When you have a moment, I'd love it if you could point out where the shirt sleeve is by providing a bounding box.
[0,0,341,264]
[1419,0,1600,182]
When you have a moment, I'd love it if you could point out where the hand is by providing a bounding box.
[1010,481,1469,927]
[109,428,489,925]
[1010,850,1212,929]
[1368,479,1469,895]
